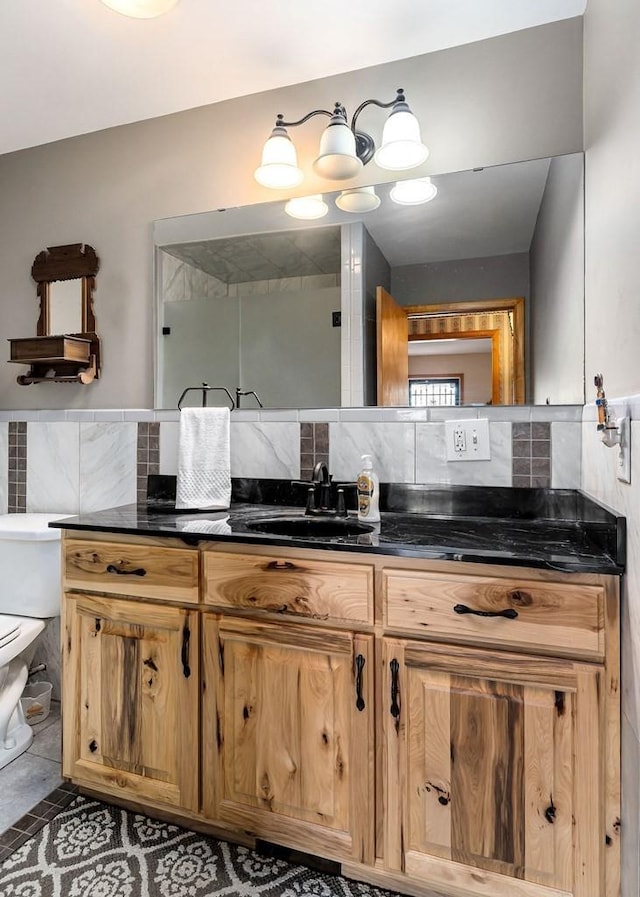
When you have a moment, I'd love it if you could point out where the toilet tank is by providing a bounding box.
[0,514,65,618]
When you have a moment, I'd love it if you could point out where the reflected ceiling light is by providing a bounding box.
[255,89,428,190]
[335,186,381,213]
[390,177,438,205]
[100,0,180,16]
[284,195,329,220]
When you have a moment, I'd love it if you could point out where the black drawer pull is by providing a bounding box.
[266,561,296,571]
[106,564,147,577]
[355,654,366,712]
[181,625,191,678]
[453,603,518,620]
[390,658,400,719]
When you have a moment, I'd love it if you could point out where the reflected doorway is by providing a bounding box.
[377,291,525,406]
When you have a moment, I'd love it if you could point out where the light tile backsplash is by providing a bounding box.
[26,422,80,515]
[330,422,416,483]
[79,422,138,513]
[415,421,513,486]
[230,422,300,479]
[0,406,586,514]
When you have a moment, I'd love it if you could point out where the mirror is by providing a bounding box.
[8,244,102,385]
[48,279,84,335]
[154,153,584,409]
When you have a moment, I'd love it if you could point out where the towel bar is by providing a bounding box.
[177,382,235,411]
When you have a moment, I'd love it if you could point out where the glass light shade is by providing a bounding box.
[374,110,429,171]
[100,0,180,17]
[335,186,381,213]
[284,195,329,220]
[390,177,438,205]
[254,131,304,189]
[313,121,363,180]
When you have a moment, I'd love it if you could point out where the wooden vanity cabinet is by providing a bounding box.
[62,535,200,812]
[202,614,374,864]
[374,566,620,897]
[60,533,620,897]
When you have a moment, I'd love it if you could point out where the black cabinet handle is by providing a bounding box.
[355,654,365,711]
[181,625,191,678]
[453,603,518,620]
[266,560,296,571]
[106,564,147,577]
[390,658,400,719]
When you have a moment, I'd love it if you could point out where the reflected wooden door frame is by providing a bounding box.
[409,329,501,405]
[405,297,525,404]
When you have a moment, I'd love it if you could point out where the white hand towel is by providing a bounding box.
[176,407,231,510]
[178,516,232,536]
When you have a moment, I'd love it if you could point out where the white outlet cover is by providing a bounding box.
[444,418,491,461]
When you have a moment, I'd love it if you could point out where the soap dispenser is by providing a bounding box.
[357,454,380,523]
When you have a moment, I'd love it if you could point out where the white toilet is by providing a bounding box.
[0,514,64,769]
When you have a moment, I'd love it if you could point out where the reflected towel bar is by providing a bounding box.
[177,382,235,411]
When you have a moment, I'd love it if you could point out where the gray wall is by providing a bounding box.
[0,18,583,410]
[529,154,584,405]
[390,252,529,306]
[582,2,640,894]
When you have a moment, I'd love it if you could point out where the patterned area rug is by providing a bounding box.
[0,795,401,897]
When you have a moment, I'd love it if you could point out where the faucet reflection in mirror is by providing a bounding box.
[255,88,428,189]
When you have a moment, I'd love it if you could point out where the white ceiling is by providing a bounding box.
[1,0,585,157]
[409,338,493,356]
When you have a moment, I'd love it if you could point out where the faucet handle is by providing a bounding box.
[336,488,347,518]
[305,487,316,515]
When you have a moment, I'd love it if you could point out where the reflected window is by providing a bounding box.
[409,377,461,407]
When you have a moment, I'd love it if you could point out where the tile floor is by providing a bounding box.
[0,701,64,843]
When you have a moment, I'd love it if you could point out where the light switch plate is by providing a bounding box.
[445,419,491,461]
[617,416,631,484]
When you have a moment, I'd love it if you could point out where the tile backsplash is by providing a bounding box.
[0,406,583,517]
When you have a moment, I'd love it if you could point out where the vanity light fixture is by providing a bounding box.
[284,195,329,220]
[255,88,428,189]
[390,176,438,205]
[335,186,381,213]
[100,0,180,18]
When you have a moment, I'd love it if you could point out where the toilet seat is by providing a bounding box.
[0,617,21,650]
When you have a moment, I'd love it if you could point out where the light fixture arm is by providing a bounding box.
[276,107,338,130]
[350,89,405,133]
[275,90,407,167]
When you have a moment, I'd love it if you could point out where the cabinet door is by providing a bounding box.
[383,638,603,897]
[63,592,199,812]
[203,615,374,864]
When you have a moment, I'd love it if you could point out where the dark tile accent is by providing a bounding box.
[511,421,552,488]
[299,423,331,480]
[136,422,160,503]
[0,783,79,861]
[8,421,27,513]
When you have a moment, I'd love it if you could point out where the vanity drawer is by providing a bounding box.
[203,550,373,625]
[64,539,200,604]
[383,569,605,659]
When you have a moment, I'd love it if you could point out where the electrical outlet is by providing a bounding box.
[445,419,491,461]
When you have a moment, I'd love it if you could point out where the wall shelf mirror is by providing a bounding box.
[9,243,102,385]
[153,152,584,410]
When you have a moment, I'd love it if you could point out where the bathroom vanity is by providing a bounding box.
[55,485,624,897]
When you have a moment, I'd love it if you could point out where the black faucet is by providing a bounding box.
[304,462,347,518]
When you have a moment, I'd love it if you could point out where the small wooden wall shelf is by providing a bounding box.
[9,334,98,385]
[9,243,101,386]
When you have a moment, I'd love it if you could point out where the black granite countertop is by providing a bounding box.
[50,481,625,575]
